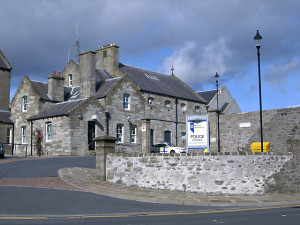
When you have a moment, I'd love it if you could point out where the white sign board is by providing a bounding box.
[142,125,146,132]
[239,122,251,128]
[186,115,209,151]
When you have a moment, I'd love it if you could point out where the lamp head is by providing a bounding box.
[254,30,262,47]
[215,72,219,82]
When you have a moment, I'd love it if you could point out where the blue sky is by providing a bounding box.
[1,0,299,112]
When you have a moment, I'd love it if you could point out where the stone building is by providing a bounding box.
[198,86,241,114]
[11,43,207,156]
[0,50,13,154]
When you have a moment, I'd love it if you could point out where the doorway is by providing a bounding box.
[164,130,171,144]
[150,129,154,147]
[88,121,96,150]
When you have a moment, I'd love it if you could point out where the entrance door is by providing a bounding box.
[164,130,171,144]
[88,121,96,150]
[150,129,154,147]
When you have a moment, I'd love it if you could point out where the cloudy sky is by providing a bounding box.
[1,0,299,112]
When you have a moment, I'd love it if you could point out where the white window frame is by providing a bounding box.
[148,97,154,105]
[21,126,26,144]
[181,132,186,139]
[181,103,186,110]
[165,100,171,107]
[68,74,73,86]
[130,125,137,143]
[7,128,12,143]
[46,122,52,142]
[22,96,27,112]
[117,124,124,143]
[123,93,130,110]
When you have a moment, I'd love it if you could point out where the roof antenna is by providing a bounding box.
[171,65,174,75]
[68,46,70,62]
[74,23,80,64]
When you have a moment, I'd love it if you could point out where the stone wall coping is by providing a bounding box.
[108,152,293,157]
[94,136,118,142]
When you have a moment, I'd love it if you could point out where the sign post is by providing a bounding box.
[186,115,209,152]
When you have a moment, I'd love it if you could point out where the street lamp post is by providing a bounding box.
[215,72,221,152]
[254,30,264,152]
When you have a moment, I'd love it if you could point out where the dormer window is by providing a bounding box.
[165,100,171,107]
[22,96,27,112]
[123,93,130,110]
[68,74,73,86]
[148,97,154,105]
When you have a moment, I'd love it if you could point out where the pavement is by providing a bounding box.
[58,167,300,207]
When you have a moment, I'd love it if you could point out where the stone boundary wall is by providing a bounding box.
[106,152,293,195]
[209,106,300,153]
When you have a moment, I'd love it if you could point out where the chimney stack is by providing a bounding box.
[95,43,119,77]
[79,51,96,98]
[48,71,65,102]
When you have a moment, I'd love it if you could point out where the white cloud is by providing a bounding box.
[162,38,232,89]
[265,58,300,83]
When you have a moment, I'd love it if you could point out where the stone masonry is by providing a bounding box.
[209,106,300,153]
[106,152,294,195]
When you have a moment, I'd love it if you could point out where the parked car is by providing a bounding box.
[151,142,186,154]
[0,142,4,158]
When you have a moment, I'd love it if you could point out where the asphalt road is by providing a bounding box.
[1,157,300,225]
[0,157,95,178]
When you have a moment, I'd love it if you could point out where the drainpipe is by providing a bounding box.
[105,110,110,136]
[30,120,33,156]
[175,98,178,146]
[12,124,15,156]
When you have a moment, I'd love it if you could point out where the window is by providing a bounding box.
[181,103,186,110]
[7,128,12,143]
[181,132,186,139]
[130,126,136,143]
[116,124,124,143]
[68,74,73,86]
[148,97,154,105]
[165,100,171,107]
[123,93,130,110]
[21,126,26,144]
[46,123,52,142]
[103,50,107,58]
[195,106,200,112]
[22,96,27,112]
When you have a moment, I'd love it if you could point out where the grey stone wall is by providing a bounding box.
[106,152,293,195]
[102,76,206,152]
[0,69,11,111]
[209,106,300,153]
[11,77,45,155]
[62,60,80,87]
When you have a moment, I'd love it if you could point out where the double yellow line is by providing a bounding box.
[1,205,299,220]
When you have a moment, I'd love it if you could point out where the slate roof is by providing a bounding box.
[95,78,120,99]
[96,68,113,80]
[197,90,217,102]
[28,99,84,121]
[0,50,12,70]
[31,81,81,101]
[0,111,13,124]
[119,63,204,102]
[31,81,50,101]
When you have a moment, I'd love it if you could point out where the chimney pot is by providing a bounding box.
[57,72,60,76]
[52,71,56,76]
